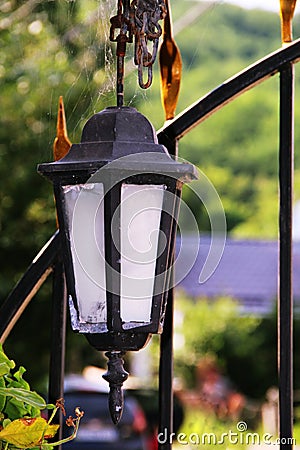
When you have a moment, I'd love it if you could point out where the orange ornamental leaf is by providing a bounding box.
[53,96,71,161]
[159,0,182,121]
[159,37,182,120]
[280,0,297,43]
[0,417,59,448]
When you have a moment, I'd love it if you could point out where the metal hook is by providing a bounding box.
[138,61,153,89]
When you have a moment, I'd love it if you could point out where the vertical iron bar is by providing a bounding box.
[48,257,67,446]
[279,62,294,450]
[104,183,122,331]
[158,139,178,450]
[159,287,174,450]
[115,0,130,107]
[117,53,125,107]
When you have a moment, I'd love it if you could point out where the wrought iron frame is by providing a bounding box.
[1,37,300,450]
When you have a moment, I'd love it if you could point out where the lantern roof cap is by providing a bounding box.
[81,106,158,145]
[38,106,198,184]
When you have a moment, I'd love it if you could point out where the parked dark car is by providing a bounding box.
[62,375,149,450]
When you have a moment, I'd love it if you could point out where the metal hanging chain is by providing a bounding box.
[110,0,166,102]
[110,0,134,106]
[132,0,167,89]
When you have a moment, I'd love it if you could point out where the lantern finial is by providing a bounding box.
[102,351,129,424]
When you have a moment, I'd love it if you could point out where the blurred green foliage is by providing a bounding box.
[172,295,300,400]
[173,296,266,398]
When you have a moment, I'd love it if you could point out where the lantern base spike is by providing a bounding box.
[102,351,129,424]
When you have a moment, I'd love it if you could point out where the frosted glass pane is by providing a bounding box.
[120,184,165,323]
[63,183,106,324]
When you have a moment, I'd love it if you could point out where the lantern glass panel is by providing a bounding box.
[120,184,165,324]
[63,183,107,324]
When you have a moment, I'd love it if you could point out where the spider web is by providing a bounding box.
[58,0,222,137]
[63,0,118,137]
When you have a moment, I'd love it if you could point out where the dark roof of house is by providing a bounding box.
[175,236,300,315]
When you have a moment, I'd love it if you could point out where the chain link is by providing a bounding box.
[110,0,166,93]
[132,0,166,88]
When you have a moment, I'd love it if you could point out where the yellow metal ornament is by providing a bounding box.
[280,0,298,44]
[53,96,71,161]
[159,0,182,121]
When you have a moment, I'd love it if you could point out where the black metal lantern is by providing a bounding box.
[38,106,197,422]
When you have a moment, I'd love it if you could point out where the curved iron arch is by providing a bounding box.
[158,37,300,145]
[0,231,60,343]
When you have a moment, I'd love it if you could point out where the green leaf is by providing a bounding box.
[4,398,29,421]
[2,419,11,427]
[46,404,56,410]
[10,367,30,391]
[0,347,15,372]
[0,377,6,413]
[0,388,46,410]
[0,417,59,448]
[0,363,11,378]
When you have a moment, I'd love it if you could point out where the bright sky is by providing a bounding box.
[224,0,300,13]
